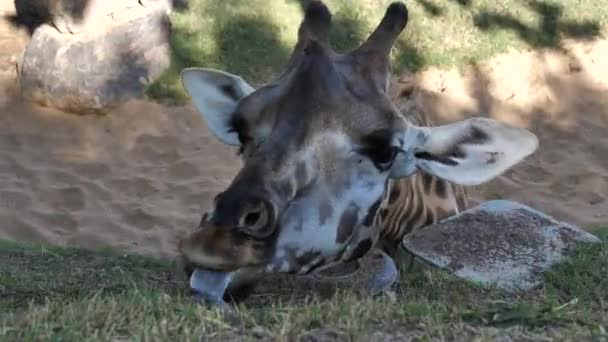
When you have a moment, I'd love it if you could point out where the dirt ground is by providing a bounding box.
[401,38,608,228]
[0,2,607,259]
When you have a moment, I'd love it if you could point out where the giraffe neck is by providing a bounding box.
[374,173,466,255]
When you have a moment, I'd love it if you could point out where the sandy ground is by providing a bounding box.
[0,4,607,259]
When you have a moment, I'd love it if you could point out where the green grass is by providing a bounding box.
[145,0,607,104]
[1,228,607,341]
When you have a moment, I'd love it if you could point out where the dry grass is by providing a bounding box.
[1,228,606,341]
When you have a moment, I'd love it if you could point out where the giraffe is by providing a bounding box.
[177,1,538,304]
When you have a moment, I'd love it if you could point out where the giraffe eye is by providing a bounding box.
[371,146,400,171]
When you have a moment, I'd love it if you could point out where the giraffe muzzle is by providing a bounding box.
[178,220,271,272]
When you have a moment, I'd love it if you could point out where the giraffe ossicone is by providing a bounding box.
[177,0,538,304]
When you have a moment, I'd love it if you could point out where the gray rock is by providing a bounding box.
[18,9,171,114]
[401,200,600,292]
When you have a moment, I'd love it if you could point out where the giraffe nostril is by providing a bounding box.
[238,199,273,235]
[244,211,262,227]
[241,206,268,230]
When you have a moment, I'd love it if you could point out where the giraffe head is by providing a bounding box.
[178,1,538,276]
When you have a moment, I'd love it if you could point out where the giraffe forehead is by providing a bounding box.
[270,130,353,175]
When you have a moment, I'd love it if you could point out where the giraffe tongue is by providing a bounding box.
[190,268,233,305]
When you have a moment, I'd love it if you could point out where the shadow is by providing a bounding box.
[473,0,601,49]
[414,0,443,17]
[451,0,472,7]
[146,1,295,100]
[158,0,378,91]
[466,61,493,115]
[7,0,92,35]
[211,15,291,81]
[168,2,291,84]
[276,0,371,55]
[100,49,154,112]
[393,36,427,73]
[170,0,189,12]
[328,8,368,53]
[415,0,472,17]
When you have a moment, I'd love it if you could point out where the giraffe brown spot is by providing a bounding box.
[345,239,373,262]
[363,198,383,226]
[380,208,389,220]
[435,179,448,199]
[422,173,434,193]
[319,199,333,226]
[423,212,435,227]
[388,185,401,204]
[336,204,358,243]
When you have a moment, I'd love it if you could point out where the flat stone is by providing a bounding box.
[17,8,171,114]
[401,200,601,292]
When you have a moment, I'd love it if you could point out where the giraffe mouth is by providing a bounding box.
[189,268,233,305]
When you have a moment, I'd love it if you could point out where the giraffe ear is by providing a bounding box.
[392,118,538,186]
[181,68,255,146]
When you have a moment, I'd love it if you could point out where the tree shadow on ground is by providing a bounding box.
[168,0,426,82]
[473,0,602,49]
[414,0,443,17]
[288,0,370,52]
[165,2,292,86]
[146,2,294,100]
[149,0,393,100]
[168,0,189,12]
[412,0,602,50]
